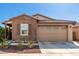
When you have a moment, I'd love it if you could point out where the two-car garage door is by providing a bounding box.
[37,25,68,42]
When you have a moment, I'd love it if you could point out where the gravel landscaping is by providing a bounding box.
[0,45,41,53]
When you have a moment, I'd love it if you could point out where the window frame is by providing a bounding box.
[20,24,29,36]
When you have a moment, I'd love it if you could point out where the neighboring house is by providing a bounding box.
[3,14,76,42]
[73,23,79,41]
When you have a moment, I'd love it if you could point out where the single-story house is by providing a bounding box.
[3,14,76,42]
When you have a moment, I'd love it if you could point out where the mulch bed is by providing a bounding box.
[0,45,41,53]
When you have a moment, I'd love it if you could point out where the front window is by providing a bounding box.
[20,24,29,36]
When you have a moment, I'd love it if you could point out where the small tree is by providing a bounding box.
[0,26,5,43]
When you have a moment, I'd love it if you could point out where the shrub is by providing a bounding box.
[28,40,33,48]
[16,42,24,50]
[16,36,24,50]
[0,39,9,49]
[0,26,5,43]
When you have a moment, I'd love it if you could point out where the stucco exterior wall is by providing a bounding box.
[68,24,73,41]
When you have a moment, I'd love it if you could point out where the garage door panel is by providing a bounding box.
[37,26,67,42]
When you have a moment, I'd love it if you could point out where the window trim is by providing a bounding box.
[20,24,29,36]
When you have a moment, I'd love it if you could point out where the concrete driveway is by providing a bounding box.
[38,41,79,54]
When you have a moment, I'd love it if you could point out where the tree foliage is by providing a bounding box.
[0,26,5,43]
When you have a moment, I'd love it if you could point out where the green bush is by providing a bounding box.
[0,26,5,43]
[0,40,9,49]
[17,42,24,50]
[16,36,24,50]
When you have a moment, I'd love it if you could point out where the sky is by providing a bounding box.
[0,3,79,26]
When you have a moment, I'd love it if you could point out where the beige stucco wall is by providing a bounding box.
[68,24,73,41]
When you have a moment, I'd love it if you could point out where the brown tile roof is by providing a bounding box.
[3,14,38,24]
[33,13,76,23]
[2,13,76,25]
[38,20,76,24]
[32,13,56,20]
